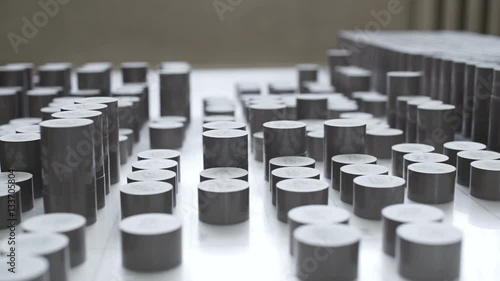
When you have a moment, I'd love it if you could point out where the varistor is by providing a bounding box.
[296,95,328,119]
[417,103,456,152]
[366,128,404,159]
[470,160,500,201]
[203,129,248,170]
[323,119,366,179]
[159,62,191,122]
[386,71,422,127]
[0,133,42,198]
[149,122,184,149]
[120,182,174,218]
[263,121,307,181]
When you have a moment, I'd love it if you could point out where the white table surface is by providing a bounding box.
[1,67,500,281]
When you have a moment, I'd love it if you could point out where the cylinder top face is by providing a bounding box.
[0,132,40,142]
[249,103,287,110]
[132,159,177,170]
[0,88,19,96]
[119,135,128,142]
[27,88,58,96]
[0,171,32,182]
[117,100,133,108]
[341,164,388,176]
[397,223,462,246]
[128,169,176,181]
[392,143,435,154]
[161,62,190,74]
[417,103,455,111]
[40,118,93,129]
[404,152,449,163]
[121,181,173,195]
[203,115,236,123]
[327,49,352,56]
[120,214,182,236]
[52,110,101,119]
[119,128,133,136]
[367,128,403,136]
[277,178,328,192]
[294,225,361,247]
[0,233,68,255]
[155,116,188,124]
[0,184,20,196]
[150,122,184,130]
[361,95,387,102]
[137,149,180,159]
[272,167,320,179]
[16,125,41,133]
[387,71,421,78]
[296,94,328,101]
[253,132,264,139]
[297,63,319,71]
[0,256,48,280]
[444,141,486,152]
[198,179,248,193]
[76,97,118,105]
[329,102,358,111]
[382,204,444,223]
[307,130,324,138]
[10,118,42,125]
[203,121,245,130]
[52,97,81,104]
[200,167,247,179]
[339,112,374,120]
[288,205,350,224]
[408,163,456,174]
[397,95,429,103]
[354,175,405,188]
[121,61,148,68]
[270,156,315,167]
[203,129,247,138]
[264,120,306,130]
[61,103,107,111]
[471,160,500,171]
[407,99,441,107]
[324,119,366,128]
[22,213,86,233]
[332,154,377,164]
[457,150,500,161]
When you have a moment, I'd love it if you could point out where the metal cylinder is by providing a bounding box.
[306,130,323,162]
[396,96,427,133]
[406,99,440,143]
[443,141,486,166]
[127,169,177,206]
[276,178,328,223]
[456,150,500,187]
[120,214,182,271]
[391,143,435,178]
[40,107,60,121]
[331,154,377,191]
[52,110,106,210]
[137,149,181,181]
[0,184,21,229]
[119,135,129,165]
[288,205,349,255]
[340,164,388,204]
[60,103,110,194]
[0,171,33,212]
[438,57,453,104]
[203,129,248,170]
[360,95,387,117]
[160,62,191,122]
[450,59,466,133]
[38,63,72,96]
[263,121,307,181]
[396,223,462,281]
[76,97,120,184]
[198,179,249,225]
[149,122,184,149]
[0,255,49,281]
[386,71,422,127]
[200,167,248,182]
[77,64,111,96]
[472,64,494,144]
[417,103,456,152]
[0,233,70,281]
[366,128,404,159]
[253,131,264,162]
[0,88,19,124]
[120,182,174,218]
[294,225,360,281]
[0,133,42,198]
[402,152,449,180]
[297,64,319,93]
[21,213,87,268]
[462,61,476,138]
[40,119,97,225]
[327,49,352,86]
[353,175,405,220]
[271,167,320,206]
[382,203,444,257]
[0,65,29,116]
[249,103,287,141]
[470,160,500,201]
[408,164,455,202]
[296,95,328,119]
[119,128,134,157]
[323,119,366,179]
[488,68,500,152]
[121,62,148,83]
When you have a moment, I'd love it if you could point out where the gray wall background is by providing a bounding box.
[0,0,412,67]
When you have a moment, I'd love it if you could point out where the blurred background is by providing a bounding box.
[0,0,499,67]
